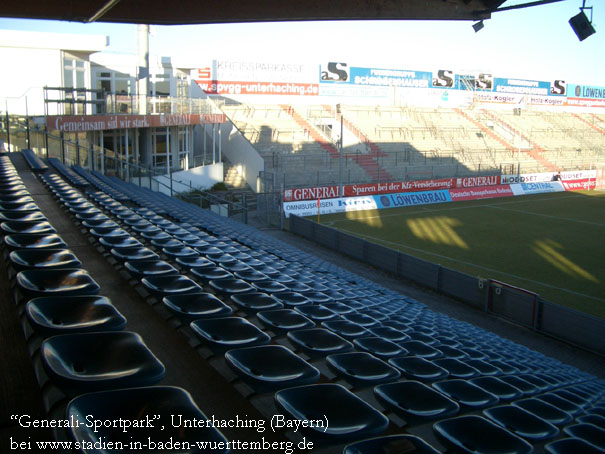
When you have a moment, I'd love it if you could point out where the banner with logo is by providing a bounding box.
[509,181,565,195]
[449,185,514,201]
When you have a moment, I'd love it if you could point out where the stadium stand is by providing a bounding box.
[1,150,604,453]
[221,104,605,187]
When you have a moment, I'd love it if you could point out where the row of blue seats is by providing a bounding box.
[59,160,605,453]
[2,154,230,451]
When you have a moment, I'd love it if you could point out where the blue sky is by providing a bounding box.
[0,0,603,86]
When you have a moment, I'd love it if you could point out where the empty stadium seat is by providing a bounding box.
[67,386,229,452]
[256,309,315,334]
[123,260,179,280]
[230,292,284,313]
[562,423,605,448]
[162,292,232,320]
[483,404,559,442]
[388,356,449,382]
[16,268,100,299]
[321,320,369,338]
[544,437,604,454]
[41,331,165,395]
[274,383,389,440]
[0,220,55,235]
[326,351,401,387]
[470,376,524,401]
[433,415,534,454]
[4,233,66,251]
[225,344,320,393]
[9,248,82,271]
[512,398,573,426]
[287,328,353,358]
[343,434,440,454]
[190,317,271,353]
[432,379,499,409]
[354,336,407,359]
[25,295,127,336]
[207,277,254,298]
[374,380,460,424]
[110,246,160,262]
[141,274,202,296]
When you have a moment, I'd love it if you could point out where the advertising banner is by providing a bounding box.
[374,190,452,209]
[567,84,605,108]
[501,172,557,184]
[449,185,514,201]
[494,78,552,96]
[562,179,598,191]
[509,181,565,195]
[46,113,226,132]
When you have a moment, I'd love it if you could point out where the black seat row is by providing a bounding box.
[1,153,230,451]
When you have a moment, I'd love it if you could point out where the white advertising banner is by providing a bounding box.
[509,181,565,195]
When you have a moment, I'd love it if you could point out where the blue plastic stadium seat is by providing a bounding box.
[499,375,540,396]
[225,345,320,393]
[110,246,160,262]
[207,277,254,298]
[190,317,270,353]
[354,336,407,359]
[483,404,559,442]
[89,226,130,239]
[512,398,573,426]
[299,291,333,304]
[16,268,100,299]
[295,304,338,322]
[343,434,441,454]
[190,265,233,283]
[322,319,369,338]
[256,309,315,334]
[433,415,533,454]
[1,220,55,235]
[375,380,459,424]
[99,235,142,250]
[162,292,232,320]
[367,326,410,342]
[274,383,389,440]
[327,352,401,387]
[271,291,311,307]
[252,279,289,294]
[432,379,499,410]
[388,356,449,382]
[41,331,165,395]
[141,274,202,296]
[0,201,39,212]
[399,340,442,359]
[470,376,524,401]
[544,437,604,454]
[123,259,179,280]
[4,233,66,251]
[230,292,284,313]
[562,423,605,448]
[233,268,269,282]
[433,358,480,379]
[287,328,354,358]
[538,393,583,416]
[175,255,215,270]
[25,295,127,337]
[67,386,229,453]
[577,414,605,429]
[9,248,82,271]
[0,211,45,225]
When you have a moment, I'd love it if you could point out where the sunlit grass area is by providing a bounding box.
[315,191,605,319]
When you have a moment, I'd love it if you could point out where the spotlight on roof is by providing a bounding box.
[473,20,485,33]
[569,10,596,41]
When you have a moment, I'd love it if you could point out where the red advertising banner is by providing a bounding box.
[46,113,226,132]
[449,185,514,201]
[283,175,502,201]
[194,80,319,96]
[562,178,598,191]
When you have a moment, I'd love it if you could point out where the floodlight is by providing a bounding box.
[473,20,485,33]
[569,10,596,41]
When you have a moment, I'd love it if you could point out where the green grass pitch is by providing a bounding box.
[312,190,605,319]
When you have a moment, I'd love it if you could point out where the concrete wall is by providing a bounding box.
[149,162,223,195]
[218,121,265,192]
